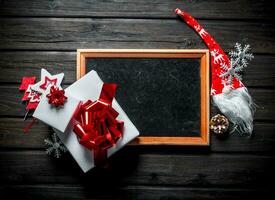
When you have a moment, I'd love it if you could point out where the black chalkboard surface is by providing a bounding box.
[77,50,210,145]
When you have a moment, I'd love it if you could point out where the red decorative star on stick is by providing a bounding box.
[19,76,36,91]
[31,68,64,94]
[19,76,41,111]
[39,76,58,90]
[19,69,65,116]
[19,69,65,133]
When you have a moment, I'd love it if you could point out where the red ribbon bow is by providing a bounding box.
[73,83,124,165]
[46,86,67,107]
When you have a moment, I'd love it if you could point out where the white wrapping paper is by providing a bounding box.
[33,87,81,133]
[54,70,139,172]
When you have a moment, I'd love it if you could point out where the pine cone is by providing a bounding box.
[210,114,229,134]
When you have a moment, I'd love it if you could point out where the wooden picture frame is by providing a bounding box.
[77,49,210,146]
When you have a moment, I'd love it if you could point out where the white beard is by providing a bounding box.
[212,87,256,136]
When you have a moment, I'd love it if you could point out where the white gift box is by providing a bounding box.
[54,70,140,172]
[33,87,81,133]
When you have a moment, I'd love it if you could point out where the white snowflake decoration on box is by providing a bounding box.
[44,132,67,158]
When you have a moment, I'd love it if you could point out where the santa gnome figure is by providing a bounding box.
[175,8,255,135]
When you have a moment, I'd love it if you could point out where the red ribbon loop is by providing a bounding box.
[73,83,124,165]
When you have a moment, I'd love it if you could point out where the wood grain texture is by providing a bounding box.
[0,185,272,200]
[0,151,274,188]
[1,118,275,153]
[0,18,274,53]
[1,52,274,87]
[0,118,51,149]
[0,1,275,199]
[0,0,274,20]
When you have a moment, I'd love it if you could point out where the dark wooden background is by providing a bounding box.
[0,0,275,199]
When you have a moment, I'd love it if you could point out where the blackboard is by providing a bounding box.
[77,49,210,145]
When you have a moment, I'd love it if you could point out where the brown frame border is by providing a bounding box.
[77,49,210,146]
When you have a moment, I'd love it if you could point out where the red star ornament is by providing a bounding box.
[26,101,40,110]
[31,68,64,94]
[22,85,41,102]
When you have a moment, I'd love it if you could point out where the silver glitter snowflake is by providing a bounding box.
[220,58,244,85]
[44,132,67,158]
[229,43,254,67]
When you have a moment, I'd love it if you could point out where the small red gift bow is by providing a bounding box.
[73,83,124,165]
[46,86,67,107]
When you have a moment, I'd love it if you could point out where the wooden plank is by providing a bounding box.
[0,185,272,200]
[0,52,274,87]
[0,0,274,20]
[0,18,274,54]
[0,52,77,84]
[0,85,273,119]
[0,1,273,199]
[0,118,50,149]
[211,122,275,152]
[0,151,274,187]
[243,54,275,87]
[1,118,274,152]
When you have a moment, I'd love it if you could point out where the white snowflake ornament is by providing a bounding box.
[220,58,244,85]
[229,43,254,67]
[44,132,67,158]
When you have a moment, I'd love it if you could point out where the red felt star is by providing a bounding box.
[39,76,58,90]
[22,90,30,101]
[22,89,41,110]
[22,85,41,103]
[28,90,42,102]
[19,76,36,91]
[26,102,40,110]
